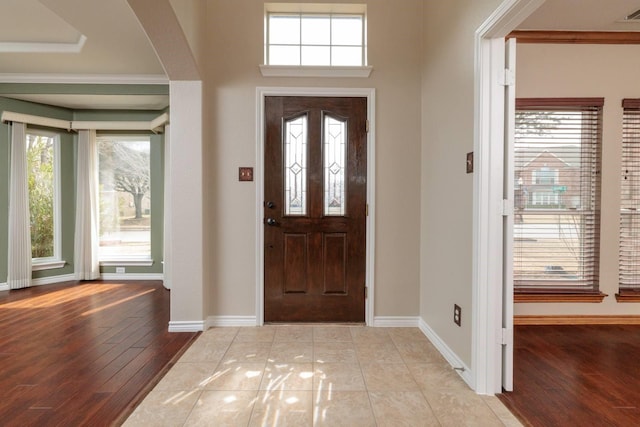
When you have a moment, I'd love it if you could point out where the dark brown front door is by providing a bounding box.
[264,96,367,322]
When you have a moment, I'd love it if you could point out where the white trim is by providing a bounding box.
[163,124,172,290]
[1,111,169,132]
[0,73,168,85]
[259,65,373,78]
[100,260,154,267]
[53,133,62,262]
[32,260,66,271]
[2,112,71,130]
[0,35,87,54]
[99,273,164,281]
[0,283,8,292]
[168,320,205,333]
[72,112,169,132]
[255,86,376,326]
[372,316,420,327]
[32,273,76,287]
[473,0,545,396]
[264,3,367,14]
[419,318,473,388]
[206,316,259,328]
[27,129,63,271]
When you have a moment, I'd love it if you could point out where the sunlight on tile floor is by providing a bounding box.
[123,326,522,426]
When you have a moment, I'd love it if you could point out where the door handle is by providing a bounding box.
[266,201,275,209]
[266,218,277,226]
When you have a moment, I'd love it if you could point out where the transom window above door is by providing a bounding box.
[261,3,372,77]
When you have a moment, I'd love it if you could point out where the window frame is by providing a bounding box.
[513,98,603,295]
[618,98,640,298]
[26,128,63,270]
[265,12,366,67]
[96,134,153,264]
[261,3,372,78]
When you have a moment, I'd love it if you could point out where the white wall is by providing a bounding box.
[515,43,640,316]
[169,0,206,72]
[169,80,205,323]
[204,0,423,319]
[420,0,503,366]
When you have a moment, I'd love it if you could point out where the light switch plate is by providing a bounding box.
[239,167,253,181]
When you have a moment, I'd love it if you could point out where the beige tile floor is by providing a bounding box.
[124,326,523,427]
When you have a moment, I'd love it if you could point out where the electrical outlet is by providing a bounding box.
[116,267,125,274]
[454,304,462,326]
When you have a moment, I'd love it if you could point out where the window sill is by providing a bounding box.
[32,260,66,271]
[259,65,373,78]
[615,290,640,302]
[100,259,154,267]
[515,292,607,303]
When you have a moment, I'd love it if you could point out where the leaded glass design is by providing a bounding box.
[284,115,308,215]
[324,116,346,216]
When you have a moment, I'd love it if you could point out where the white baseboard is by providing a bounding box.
[32,273,76,287]
[418,318,473,388]
[100,273,164,281]
[372,316,420,327]
[1,274,75,290]
[206,316,258,328]
[168,320,205,332]
[1,273,162,290]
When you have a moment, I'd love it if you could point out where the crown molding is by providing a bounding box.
[0,73,168,84]
[0,35,87,53]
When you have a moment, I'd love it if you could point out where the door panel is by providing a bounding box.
[264,96,367,323]
[283,233,308,293]
[323,233,347,294]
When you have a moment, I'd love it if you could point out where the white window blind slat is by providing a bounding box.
[514,98,603,293]
[620,100,640,290]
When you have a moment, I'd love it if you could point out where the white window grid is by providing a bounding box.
[265,12,366,66]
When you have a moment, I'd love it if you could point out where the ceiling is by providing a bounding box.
[0,0,639,110]
[0,0,168,110]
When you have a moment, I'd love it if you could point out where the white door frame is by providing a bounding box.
[255,87,376,326]
[473,0,545,394]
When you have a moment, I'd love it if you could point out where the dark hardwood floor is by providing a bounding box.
[0,280,198,427]
[499,325,640,427]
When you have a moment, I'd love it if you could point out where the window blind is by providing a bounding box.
[514,98,603,292]
[620,99,640,291]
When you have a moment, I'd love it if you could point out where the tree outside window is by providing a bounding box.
[26,132,58,260]
[98,136,151,259]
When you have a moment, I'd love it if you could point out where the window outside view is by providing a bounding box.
[267,13,364,66]
[514,108,600,291]
[26,131,58,260]
[98,137,151,260]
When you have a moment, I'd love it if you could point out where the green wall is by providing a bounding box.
[0,96,166,283]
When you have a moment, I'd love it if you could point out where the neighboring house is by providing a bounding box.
[516,149,580,209]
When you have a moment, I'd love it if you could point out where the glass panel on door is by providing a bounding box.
[324,115,346,216]
[284,115,308,216]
